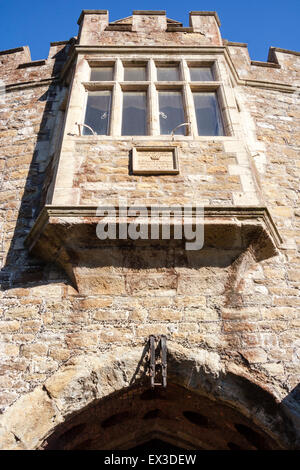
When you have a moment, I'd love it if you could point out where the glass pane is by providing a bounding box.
[124,67,146,81]
[90,67,114,81]
[159,91,185,135]
[83,91,111,135]
[189,67,214,81]
[122,92,147,135]
[157,66,180,81]
[193,92,224,136]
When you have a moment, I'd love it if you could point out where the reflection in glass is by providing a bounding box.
[189,67,214,81]
[157,66,180,81]
[193,92,224,136]
[159,91,185,135]
[83,91,111,135]
[122,92,147,135]
[124,67,147,81]
[90,67,114,81]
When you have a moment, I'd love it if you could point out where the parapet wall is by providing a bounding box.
[0,11,300,88]
[0,41,72,87]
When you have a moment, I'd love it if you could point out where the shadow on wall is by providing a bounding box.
[0,340,298,450]
[281,383,300,441]
[0,44,71,291]
[0,41,265,297]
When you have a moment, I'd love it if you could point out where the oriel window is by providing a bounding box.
[83,60,227,137]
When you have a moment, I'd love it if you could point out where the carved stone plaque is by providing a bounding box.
[132,147,179,175]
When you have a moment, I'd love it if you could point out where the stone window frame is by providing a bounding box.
[78,55,233,139]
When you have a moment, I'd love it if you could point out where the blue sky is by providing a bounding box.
[0,1,299,61]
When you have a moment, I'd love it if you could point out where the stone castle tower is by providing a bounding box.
[0,10,299,450]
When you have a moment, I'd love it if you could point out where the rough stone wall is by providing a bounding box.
[237,84,300,391]
[0,47,70,409]
[227,44,300,86]
[77,10,221,46]
[73,140,240,206]
[0,11,299,449]
[0,43,70,86]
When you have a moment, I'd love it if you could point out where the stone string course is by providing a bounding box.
[0,10,299,449]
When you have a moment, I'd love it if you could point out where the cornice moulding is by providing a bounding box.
[26,205,282,252]
[132,10,166,15]
[3,77,59,93]
[0,46,27,56]
[2,43,298,95]
[24,205,281,290]
[77,10,108,25]
[270,47,300,57]
[189,11,221,27]
[69,45,298,93]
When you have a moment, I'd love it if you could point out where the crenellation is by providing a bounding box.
[0,46,31,63]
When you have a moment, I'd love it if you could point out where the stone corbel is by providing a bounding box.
[25,205,282,291]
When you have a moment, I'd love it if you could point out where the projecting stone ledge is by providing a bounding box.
[25,205,282,290]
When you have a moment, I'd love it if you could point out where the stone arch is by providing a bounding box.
[0,344,297,450]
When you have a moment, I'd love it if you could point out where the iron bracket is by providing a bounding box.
[149,335,167,388]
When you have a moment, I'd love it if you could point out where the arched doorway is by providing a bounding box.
[42,381,281,450]
[0,344,296,450]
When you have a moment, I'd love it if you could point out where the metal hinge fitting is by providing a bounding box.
[149,335,167,389]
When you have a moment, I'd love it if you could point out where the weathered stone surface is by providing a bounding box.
[0,388,62,449]
[77,275,126,295]
[0,426,26,450]
[43,350,142,416]
[239,348,268,364]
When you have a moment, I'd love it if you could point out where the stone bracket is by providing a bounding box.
[25,205,282,290]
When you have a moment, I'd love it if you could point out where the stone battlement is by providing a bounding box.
[0,11,299,89]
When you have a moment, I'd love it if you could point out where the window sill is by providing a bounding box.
[70,135,234,142]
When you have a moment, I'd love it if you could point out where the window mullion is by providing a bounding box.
[180,59,189,82]
[181,59,197,137]
[110,59,123,136]
[184,84,198,137]
[149,59,159,135]
[115,58,123,81]
[149,84,159,136]
[110,83,122,136]
[85,58,226,138]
